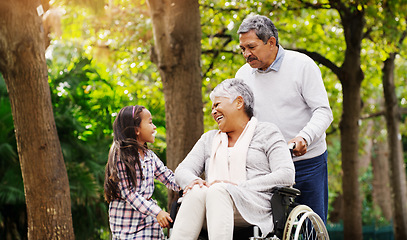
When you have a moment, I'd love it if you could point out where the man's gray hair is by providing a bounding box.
[237,15,279,45]
[210,78,254,118]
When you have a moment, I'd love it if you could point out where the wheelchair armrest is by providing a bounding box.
[271,186,301,198]
[169,190,184,228]
[270,186,300,239]
[178,190,184,197]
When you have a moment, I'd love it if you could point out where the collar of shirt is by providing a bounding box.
[252,45,285,74]
[139,150,153,163]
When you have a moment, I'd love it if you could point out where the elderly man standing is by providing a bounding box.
[235,15,333,223]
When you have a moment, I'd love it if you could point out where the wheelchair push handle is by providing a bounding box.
[288,142,296,156]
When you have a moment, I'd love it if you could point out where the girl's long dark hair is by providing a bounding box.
[104,105,146,203]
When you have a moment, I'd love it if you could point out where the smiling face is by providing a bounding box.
[211,96,240,133]
[136,108,157,145]
[239,30,277,70]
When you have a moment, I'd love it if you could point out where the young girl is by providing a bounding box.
[104,105,180,239]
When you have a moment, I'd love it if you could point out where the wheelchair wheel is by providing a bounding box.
[282,205,329,240]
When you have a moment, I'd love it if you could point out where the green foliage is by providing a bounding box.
[199,1,246,131]
[0,74,27,239]
[360,166,391,226]
[45,17,169,235]
[47,48,110,238]
[45,36,169,237]
[152,180,169,211]
[2,0,407,238]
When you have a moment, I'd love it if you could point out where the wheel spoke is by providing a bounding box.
[283,205,329,240]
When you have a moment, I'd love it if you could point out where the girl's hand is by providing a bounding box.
[157,210,172,228]
[183,179,209,195]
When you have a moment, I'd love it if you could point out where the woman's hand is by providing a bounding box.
[157,210,172,228]
[183,179,209,195]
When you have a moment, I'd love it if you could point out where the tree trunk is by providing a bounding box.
[382,53,407,240]
[0,1,74,239]
[372,139,392,221]
[147,0,203,205]
[340,76,363,239]
[335,2,365,238]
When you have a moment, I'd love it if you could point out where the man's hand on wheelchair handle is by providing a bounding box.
[288,136,307,156]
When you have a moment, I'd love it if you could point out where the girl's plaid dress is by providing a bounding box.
[109,150,180,239]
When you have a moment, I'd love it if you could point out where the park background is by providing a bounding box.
[0,0,406,239]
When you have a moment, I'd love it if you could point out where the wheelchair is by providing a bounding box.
[168,186,329,240]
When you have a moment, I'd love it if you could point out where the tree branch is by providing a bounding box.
[200,4,240,12]
[202,49,236,54]
[326,125,338,135]
[202,30,233,78]
[360,111,385,120]
[297,0,331,9]
[362,26,373,41]
[360,107,407,120]
[398,27,407,46]
[291,48,342,76]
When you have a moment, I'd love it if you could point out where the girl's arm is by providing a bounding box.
[116,159,162,217]
[153,153,181,191]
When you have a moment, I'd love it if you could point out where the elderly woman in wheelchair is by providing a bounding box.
[170,78,296,240]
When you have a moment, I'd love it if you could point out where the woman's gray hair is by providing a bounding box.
[237,15,279,45]
[210,78,254,118]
